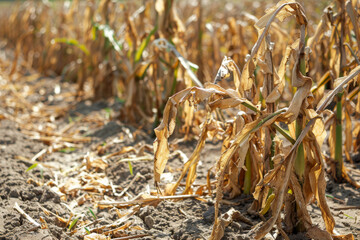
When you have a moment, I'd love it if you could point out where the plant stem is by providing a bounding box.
[335,0,345,181]
[244,150,252,194]
[335,92,343,180]
[295,116,305,182]
[294,44,307,183]
[264,35,275,171]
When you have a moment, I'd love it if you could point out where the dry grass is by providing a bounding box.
[0,0,360,239]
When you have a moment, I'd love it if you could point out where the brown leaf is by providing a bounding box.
[345,0,360,45]
[289,173,312,229]
[169,120,211,195]
[307,13,329,50]
[309,136,335,233]
[210,208,248,240]
[333,233,355,240]
[251,151,297,240]
[84,233,108,240]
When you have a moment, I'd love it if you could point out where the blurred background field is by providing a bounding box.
[0,0,332,126]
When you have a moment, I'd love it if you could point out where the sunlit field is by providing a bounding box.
[0,0,359,239]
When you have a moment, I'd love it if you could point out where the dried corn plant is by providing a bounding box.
[154,1,359,239]
[307,0,360,185]
[1,0,359,238]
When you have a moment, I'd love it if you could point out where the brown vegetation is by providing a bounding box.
[0,0,359,239]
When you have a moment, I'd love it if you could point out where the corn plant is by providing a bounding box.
[153,1,360,239]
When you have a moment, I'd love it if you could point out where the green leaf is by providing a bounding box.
[68,218,79,231]
[325,194,334,199]
[343,213,354,219]
[84,227,90,234]
[91,26,97,40]
[115,97,125,104]
[59,147,76,153]
[153,38,202,87]
[26,163,38,172]
[53,38,89,55]
[188,61,199,72]
[128,161,133,176]
[88,208,96,220]
[93,23,123,54]
[135,26,157,63]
